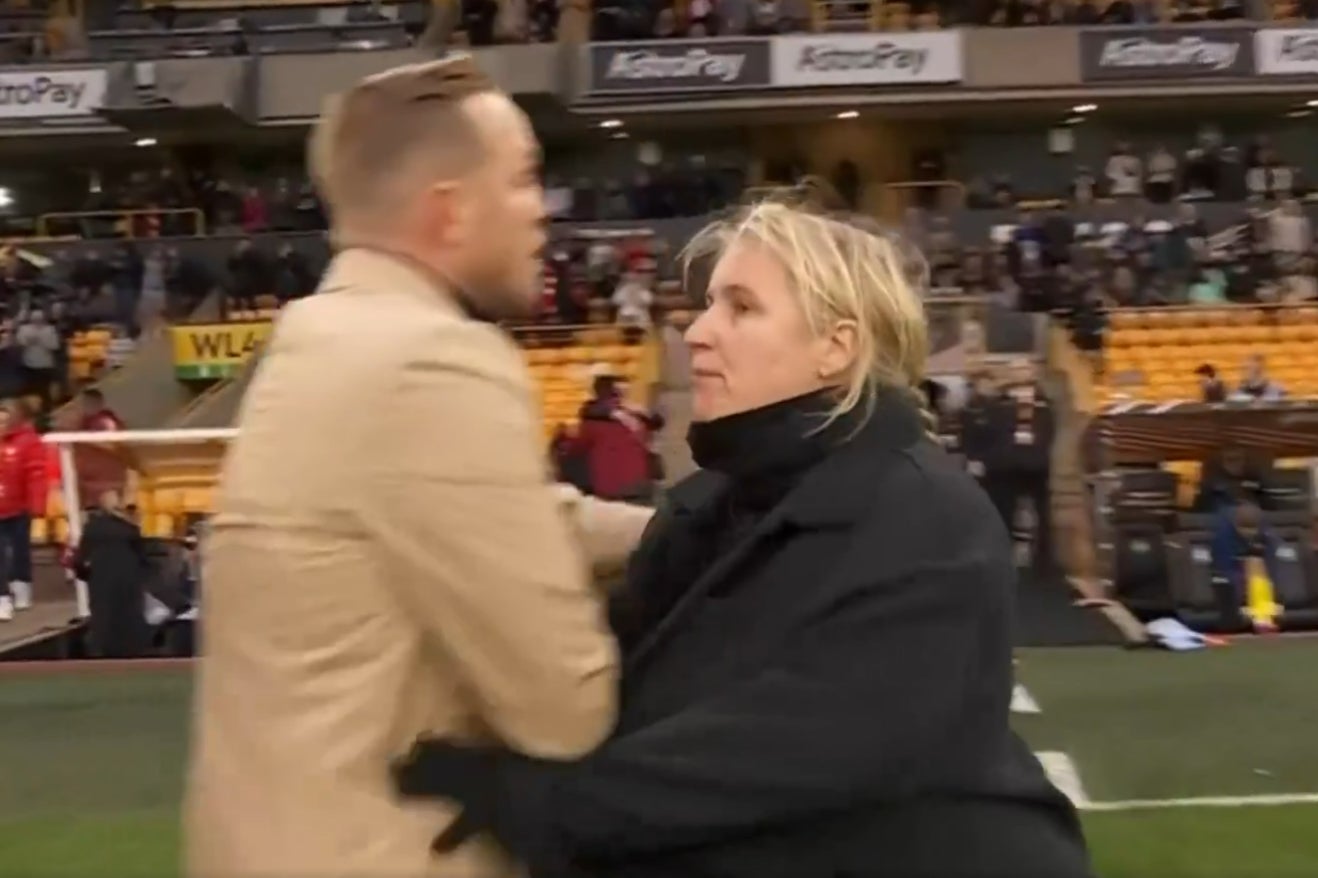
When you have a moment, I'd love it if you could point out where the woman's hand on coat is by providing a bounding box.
[392,736,498,800]
[392,738,499,851]
[391,737,572,865]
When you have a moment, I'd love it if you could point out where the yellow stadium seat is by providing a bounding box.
[147,513,175,539]
[150,488,184,515]
[30,517,47,545]
[183,487,214,514]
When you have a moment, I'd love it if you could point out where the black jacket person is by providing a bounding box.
[72,500,152,659]
[394,390,1091,878]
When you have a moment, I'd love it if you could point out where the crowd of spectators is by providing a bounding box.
[0,0,1297,66]
[965,132,1304,211]
[30,165,326,240]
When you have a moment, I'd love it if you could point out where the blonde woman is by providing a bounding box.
[393,190,1093,878]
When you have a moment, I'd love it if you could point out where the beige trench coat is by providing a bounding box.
[184,249,652,878]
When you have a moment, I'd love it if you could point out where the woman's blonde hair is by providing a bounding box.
[680,180,934,433]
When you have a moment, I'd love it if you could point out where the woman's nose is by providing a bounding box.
[684,309,713,348]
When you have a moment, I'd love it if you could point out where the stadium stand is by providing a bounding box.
[1101,305,1318,403]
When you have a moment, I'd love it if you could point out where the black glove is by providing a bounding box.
[391,738,501,853]
[391,737,572,867]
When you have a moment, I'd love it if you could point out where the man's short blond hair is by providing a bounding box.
[308,54,497,226]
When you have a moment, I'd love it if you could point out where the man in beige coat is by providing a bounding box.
[184,56,651,878]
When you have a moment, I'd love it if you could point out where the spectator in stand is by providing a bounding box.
[78,389,124,432]
[70,249,110,298]
[1187,264,1227,305]
[1145,144,1178,204]
[0,400,47,622]
[575,368,661,504]
[1070,165,1098,205]
[1269,199,1311,257]
[225,238,272,317]
[611,270,653,330]
[1196,364,1228,402]
[110,242,144,334]
[1236,355,1284,401]
[138,245,168,335]
[1104,141,1143,199]
[1281,256,1318,303]
[15,308,61,412]
[241,185,268,234]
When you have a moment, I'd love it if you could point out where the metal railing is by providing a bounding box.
[37,208,206,239]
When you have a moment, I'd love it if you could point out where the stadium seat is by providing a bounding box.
[1164,530,1248,634]
[1100,305,1318,402]
[1111,523,1173,617]
[1111,469,1179,520]
[516,326,653,436]
[1260,468,1314,514]
[1268,528,1318,631]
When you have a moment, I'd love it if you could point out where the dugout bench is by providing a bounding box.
[1087,401,1318,633]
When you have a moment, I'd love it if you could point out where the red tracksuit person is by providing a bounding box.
[0,404,47,621]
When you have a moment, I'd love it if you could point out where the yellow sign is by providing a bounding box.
[171,321,272,380]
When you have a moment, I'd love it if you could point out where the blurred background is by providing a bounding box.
[1,1,1318,876]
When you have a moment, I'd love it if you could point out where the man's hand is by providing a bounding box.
[555,483,654,580]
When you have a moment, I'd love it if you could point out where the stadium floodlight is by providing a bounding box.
[135,137,158,147]
[0,188,13,209]
[599,119,623,129]
[835,110,859,120]
[1071,103,1098,114]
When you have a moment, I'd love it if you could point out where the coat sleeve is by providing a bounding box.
[554,484,654,581]
[358,323,618,759]
[490,560,990,868]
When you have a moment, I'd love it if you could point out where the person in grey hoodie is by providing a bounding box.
[15,308,61,411]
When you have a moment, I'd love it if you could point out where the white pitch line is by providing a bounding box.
[1010,683,1041,714]
[1036,751,1091,807]
[1083,793,1318,812]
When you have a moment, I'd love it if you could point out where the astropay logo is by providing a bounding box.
[0,69,107,118]
[590,40,776,93]
[1081,29,1252,79]
[1257,29,1318,75]
[771,33,963,87]
[607,47,745,83]
[1099,36,1239,70]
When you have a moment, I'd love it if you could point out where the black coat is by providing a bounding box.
[404,395,1091,878]
[73,511,151,659]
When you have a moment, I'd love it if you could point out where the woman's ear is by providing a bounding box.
[816,320,858,380]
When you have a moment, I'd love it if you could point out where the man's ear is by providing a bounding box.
[417,180,465,249]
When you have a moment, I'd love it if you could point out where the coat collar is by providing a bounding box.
[317,248,467,320]
[626,390,927,669]
[666,388,927,530]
